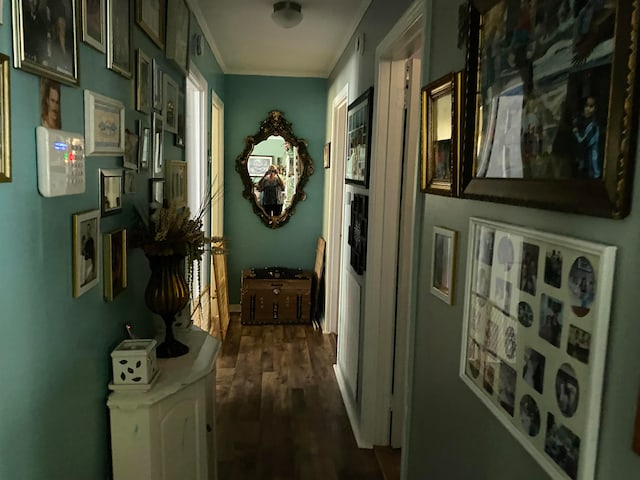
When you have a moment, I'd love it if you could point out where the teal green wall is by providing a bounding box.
[0,3,223,479]
[224,75,327,304]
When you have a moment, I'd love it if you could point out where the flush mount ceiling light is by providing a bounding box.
[272,1,303,29]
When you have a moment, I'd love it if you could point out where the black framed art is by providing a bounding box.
[460,1,639,218]
[346,87,374,187]
[348,193,368,275]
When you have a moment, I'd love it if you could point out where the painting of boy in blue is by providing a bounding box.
[572,95,600,178]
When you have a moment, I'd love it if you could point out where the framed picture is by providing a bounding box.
[137,119,150,172]
[151,112,164,177]
[165,0,190,75]
[0,53,11,183]
[135,0,164,49]
[106,0,132,78]
[175,90,185,147]
[163,74,178,134]
[323,142,331,169]
[152,58,162,111]
[247,155,272,177]
[81,0,105,52]
[168,160,188,208]
[420,71,462,196]
[12,0,79,85]
[347,193,368,275]
[0,0,3,24]
[149,177,164,206]
[346,87,374,187]
[135,49,151,113]
[72,209,100,298]
[123,128,139,171]
[103,228,127,301]
[431,226,457,304]
[100,168,123,216]
[461,2,640,218]
[461,217,616,480]
[40,78,61,129]
[84,90,125,156]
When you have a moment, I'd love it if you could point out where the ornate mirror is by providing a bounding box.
[236,111,314,228]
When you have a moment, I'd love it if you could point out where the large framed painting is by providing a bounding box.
[461,1,639,218]
[461,217,616,480]
[106,0,132,78]
[12,0,79,85]
[0,53,10,183]
[135,0,164,49]
[165,0,190,75]
[346,87,374,187]
[103,227,127,302]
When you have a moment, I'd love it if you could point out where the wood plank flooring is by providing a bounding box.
[216,315,383,480]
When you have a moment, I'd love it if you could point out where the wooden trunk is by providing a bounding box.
[241,268,312,325]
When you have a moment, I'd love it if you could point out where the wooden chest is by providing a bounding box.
[241,268,312,325]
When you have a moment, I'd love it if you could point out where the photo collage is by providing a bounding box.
[462,219,615,480]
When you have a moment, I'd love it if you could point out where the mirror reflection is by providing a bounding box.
[236,111,314,228]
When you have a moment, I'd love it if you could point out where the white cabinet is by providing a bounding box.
[107,327,220,480]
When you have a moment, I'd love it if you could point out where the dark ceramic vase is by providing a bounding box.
[144,255,190,358]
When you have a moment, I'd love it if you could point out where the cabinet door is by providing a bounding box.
[158,381,208,480]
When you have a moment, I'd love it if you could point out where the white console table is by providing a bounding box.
[107,327,221,480]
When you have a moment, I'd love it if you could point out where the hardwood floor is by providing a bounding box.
[215,315,383,480]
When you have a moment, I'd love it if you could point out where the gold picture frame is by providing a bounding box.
[106,0,132,78]
[135,0,164,49]
[0,53,11,183]
[81,0,105,52]
[420,71,462,196]
[103,228,127,302]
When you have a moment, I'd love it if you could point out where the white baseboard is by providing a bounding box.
[334,364,372,449]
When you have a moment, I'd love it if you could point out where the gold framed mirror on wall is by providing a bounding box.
[235,110,314,228]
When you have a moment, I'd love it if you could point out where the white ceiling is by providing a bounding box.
[192,0,372,78]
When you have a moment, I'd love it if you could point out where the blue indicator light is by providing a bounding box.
[53,142,68,151]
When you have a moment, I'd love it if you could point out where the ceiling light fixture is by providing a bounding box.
[272,1,303,29]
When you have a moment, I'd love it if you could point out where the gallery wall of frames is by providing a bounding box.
[1,0,193,300]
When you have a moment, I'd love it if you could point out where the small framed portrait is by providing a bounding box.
[135,49,151,113]
[165,0,190,75]
[12,0,79,86]
[72,209,100,298]
[84,90,125,156]
[420,71,462,196]
[135,0,164,49]
[163,74,178,134]
[103,228,127,302]
[106,0,132,78]
[40,78,61,129]
[123,128,139,171]
[100,168,123,216]
[152,58,162,111]
[167,160,187,208]
[81,0,105,52]
[149,177,164,206]
[0,53,11,183]
[430,226,457,304]
[151,112,164,177]
[137,119,150,172]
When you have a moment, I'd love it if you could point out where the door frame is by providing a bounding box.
[358,0,425,447]
[325,83,349,335]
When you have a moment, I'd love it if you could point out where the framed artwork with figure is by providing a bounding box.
[81,0,105,52]
[103,228,127,302]
[460,1,640,218]
[73,209,100,298]
[12,0,79,85]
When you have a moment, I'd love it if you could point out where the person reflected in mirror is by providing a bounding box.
[256,165,285,216]
[572,95,601,178]
[41,78,61,129]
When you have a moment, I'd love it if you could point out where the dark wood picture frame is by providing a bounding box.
[346,87,374,187]
[461,1,639,218]
[348,193,368,275]
[421,71,463,196]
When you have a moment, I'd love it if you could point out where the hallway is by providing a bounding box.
[215,315,384,479]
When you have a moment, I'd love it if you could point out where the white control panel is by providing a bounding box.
[36,126,86,197]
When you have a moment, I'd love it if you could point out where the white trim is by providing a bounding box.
[334,365,372,449]
[186,0,228,73]
[358,0,425,447]
[325,83,349,335]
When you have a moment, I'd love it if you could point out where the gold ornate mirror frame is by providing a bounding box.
[235,111,314,228]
